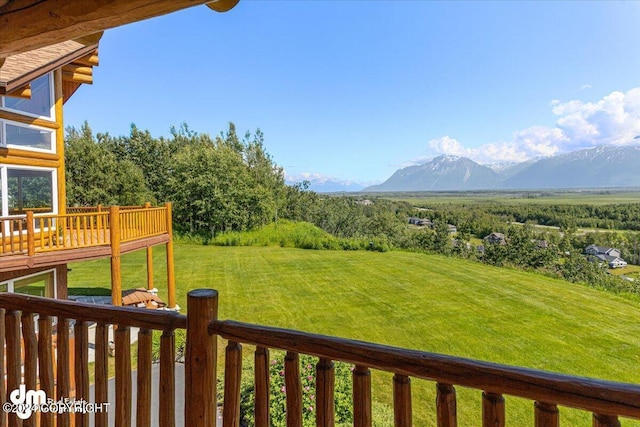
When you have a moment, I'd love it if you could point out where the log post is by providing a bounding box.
[165,202,176,309]
[315,358,335,427]
[285,352,302,427]
[393,374,412,427]
[56,318,71,427]
[436,383,457,427]
[115,325,132,426]
[185,289,218,427]
[110,205,122,306]
[534,402,559,427]
[21,313,38,427]
[94,323,109,427]
[26,210,35,256]
[137,328,153,427]
[0,309,5,426]
[593,414,621,427]
[223,341,243,427]
[38,316,55,427]
[143,201,155,292]
[482,392,505,427]
[353,365,372,427]
[160,330,175,427]
[75,321,90,427]
[254,347,270,427]
[5,310,21,427]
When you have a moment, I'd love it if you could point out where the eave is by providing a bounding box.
[0,0,239,58]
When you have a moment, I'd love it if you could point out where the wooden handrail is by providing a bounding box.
[0,293,186,330]
[208,319,640,419]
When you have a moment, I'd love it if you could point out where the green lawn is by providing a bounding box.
[68,245,640,426]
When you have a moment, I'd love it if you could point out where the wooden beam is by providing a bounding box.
[206,0,239,13]
[0,0,239,57]
[6,84,31,99]
[62,64,93,76]
[73,52,99,67]
[62,70,93,84]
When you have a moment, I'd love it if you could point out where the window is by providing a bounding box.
[1,74,54,119]
[0,166,57,216]
[3,121,54,152]
[0,270,56,298]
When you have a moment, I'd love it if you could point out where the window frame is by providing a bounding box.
[0,73,55,121]
[0,165,58,218]
[0,119,56,154]
[0,268,57,299]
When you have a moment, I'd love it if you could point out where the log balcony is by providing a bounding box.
[0,290,638,427]
[0,203,172,273]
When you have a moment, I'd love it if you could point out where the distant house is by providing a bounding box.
[535,240,549,249]
[484,232,506,245]
[447,224,457,234]
[356,199,374,206]
[408,217,433,227]
[585,245,627,269]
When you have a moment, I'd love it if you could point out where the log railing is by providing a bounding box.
[0,204,169,256]
[0,292,186,427]
[1,289,640,426]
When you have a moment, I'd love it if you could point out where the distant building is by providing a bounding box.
[585,245,627,269]
[484,232,506,245]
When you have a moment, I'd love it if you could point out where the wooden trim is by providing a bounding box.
[0,1,237,57]
[0,109,59,129]
[54,68,66,214]
[209,319,640,419]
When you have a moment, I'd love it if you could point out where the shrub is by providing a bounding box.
[239,353,353,426]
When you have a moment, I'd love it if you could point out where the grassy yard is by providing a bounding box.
[377,189,640,206]
[68,245,640,426]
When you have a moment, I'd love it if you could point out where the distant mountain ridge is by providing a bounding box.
[364,145,640,192]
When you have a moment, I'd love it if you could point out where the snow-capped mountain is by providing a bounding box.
[363,145,640,192]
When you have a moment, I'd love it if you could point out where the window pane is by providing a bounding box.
[5,123,53,151]
[14,271,55,298]
[7,169,53,214]
[0,283,7,293]
[4,74,53,118]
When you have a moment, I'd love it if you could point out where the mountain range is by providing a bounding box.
[364,145,640,192]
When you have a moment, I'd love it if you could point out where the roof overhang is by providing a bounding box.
[0,40,98,95]
[0,0,239,58]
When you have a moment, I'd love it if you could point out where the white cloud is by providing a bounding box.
[424,87,640,164]
[580,84,592,91]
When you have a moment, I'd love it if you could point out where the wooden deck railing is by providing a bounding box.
[0,204,169,256]
[1,289,639,426]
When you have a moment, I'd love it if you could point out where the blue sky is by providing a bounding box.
[64,1,640,185]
